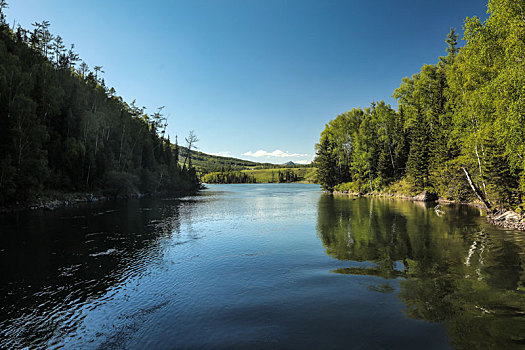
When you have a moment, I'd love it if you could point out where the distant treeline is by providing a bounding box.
[315,0,525,211]
[202,168,309,184]
[179,149,262,173]
[276,169,298,183]
[0,2,199,204]
[202,171,256,184]
[185,150,314,175]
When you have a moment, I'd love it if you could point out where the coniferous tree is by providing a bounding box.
[0,3,200,204]
[315,136,338,192]
[405,114,431,191]
[483,134,520,207]
[314,0,525,208]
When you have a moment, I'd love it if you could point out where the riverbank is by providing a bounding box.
[0,187,202,214]
[6,183,523,349]
[333,190,525,231]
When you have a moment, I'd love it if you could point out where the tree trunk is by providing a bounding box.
[368,168,373,192]
[183,143,192,169]
[475,144,487,196]
[118,123,125,169]
[86,161,91,188]
[388,144,395,175]
[462,167,491,211]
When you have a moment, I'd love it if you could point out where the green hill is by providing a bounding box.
[178,147,313,172]
[242,167,317,183]
[178,147,270,172]
[177,148,317,184]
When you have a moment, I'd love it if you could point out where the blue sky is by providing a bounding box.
[7,0,488,164]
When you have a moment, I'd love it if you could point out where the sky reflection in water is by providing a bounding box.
[0,184,524,349]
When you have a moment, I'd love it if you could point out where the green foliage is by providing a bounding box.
[202,167,315,184]
[178,147,263,174]
[315,0,525,209]
[315,102,407,193]
[202,171,256,184]
[405,113,431,191]
[333,181,361,193]
[383,178,417,197]
[0,9,199,204]
[315,136,339,192]
[483,134,520,207]
[277,169,298,183]
[103,171,139,199]
[429,157,472,201]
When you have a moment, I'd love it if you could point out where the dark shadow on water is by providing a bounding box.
[0,196,200,349]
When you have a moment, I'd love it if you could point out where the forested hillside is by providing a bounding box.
[202,167,316,184]
[0,2,199,205]
[315,0,525,211]
[178,147,265,173]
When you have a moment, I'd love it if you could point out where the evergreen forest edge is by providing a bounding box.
[0,2,203,205]
[314,0,525,214]
[3,0,525,214]
[0,1,320,205]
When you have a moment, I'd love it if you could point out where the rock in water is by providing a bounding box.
[493,211,521,222]
[413,190,438,202]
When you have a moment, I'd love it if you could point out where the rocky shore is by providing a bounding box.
[487,210,525,230]
[0,187,202,214]
[0,192,130,214]
[333,189,525,231]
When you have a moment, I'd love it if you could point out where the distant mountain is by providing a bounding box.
[283,161,296,166]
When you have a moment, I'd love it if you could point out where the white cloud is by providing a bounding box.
[208,151,232,157]
[243,149,308,158]
[293,160,311,165]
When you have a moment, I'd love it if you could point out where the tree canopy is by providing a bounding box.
[0,2,200,204]
[315,0,525,211]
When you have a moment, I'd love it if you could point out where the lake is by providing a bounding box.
[1,183,524,349]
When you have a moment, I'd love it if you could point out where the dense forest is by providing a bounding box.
[0,2,200,205]
[315,0,525,211]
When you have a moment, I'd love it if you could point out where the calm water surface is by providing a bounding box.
[1,184,524,349]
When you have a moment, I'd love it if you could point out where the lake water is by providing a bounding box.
[1,183,524,349]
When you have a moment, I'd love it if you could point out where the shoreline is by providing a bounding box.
[0,187,202,215]
[4,185,523,232]
[333,190,525,231]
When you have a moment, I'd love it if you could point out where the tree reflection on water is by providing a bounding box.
[316,195,525,349]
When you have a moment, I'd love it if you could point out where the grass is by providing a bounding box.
[241,167,317,183]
